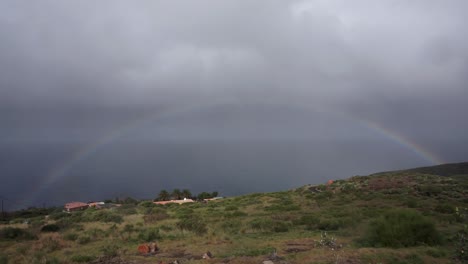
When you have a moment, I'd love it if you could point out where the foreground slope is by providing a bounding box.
[1,162,467,263]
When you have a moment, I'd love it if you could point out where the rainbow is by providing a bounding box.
[22,102,443,208]
[355,118,443,165]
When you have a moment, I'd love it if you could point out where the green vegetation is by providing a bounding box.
[363,209,441,247]
[0,162,466,263]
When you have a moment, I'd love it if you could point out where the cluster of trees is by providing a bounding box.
[154,189,219,201]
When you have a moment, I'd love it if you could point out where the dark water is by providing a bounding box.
[0,140,445,210]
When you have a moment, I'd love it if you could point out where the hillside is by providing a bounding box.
[373,161,468,177]
[1,162,467,264]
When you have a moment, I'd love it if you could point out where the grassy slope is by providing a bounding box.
[1,162,467,264]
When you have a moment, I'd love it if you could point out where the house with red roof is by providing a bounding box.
[64,202,89,212]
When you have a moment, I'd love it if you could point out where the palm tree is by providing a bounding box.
[172,188,182,200]
[182,189,192,199]
[157,190,170,201]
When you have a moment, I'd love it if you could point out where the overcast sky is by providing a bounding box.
[1,1,467,209]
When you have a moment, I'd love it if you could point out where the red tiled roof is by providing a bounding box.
[64,202,88,209]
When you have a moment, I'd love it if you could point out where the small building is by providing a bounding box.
[64,202,89,212]
[154,198,195,205]
[88,201,105,209]
[203,197,224,202]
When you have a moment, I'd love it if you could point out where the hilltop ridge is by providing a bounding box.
[371,161,468,177]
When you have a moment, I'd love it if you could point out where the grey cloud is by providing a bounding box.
[1,1,467,209]
[1,0,467,108]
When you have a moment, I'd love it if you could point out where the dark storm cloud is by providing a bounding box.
[1,1,468,209]
[1,0,467,109]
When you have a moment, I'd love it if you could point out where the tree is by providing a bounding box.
[197,191,219,200]
[123,197,138,204]
[197,192,212,200]
[157,190,170,201]
[182,189,192,199]
[172,189,182,200]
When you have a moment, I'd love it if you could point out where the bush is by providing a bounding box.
[76,235,91,244]
[101,243,121,257]
[425,247,446,258]
[84,210,123,223]
[138,227,161,242]
[176,214,207,235]
[221,219,242,234]
[225,205,239,211]
[224,210,248,218]
[174,207,194,218]
[49,212,69,220]
[454,225,467,262]
[143,210,169,224]
[41,224,60,232]
[317,218,342,231]
[434,203,455,214]
[293,214,320,226]
[70,255,96,262]
[37,235,64,253]
[116,204,137,215]
[364,209,441,248]
[249,218,274,232]
[249,218,289,233]
[63,232,78,241]
[0,255,7,264]
[0,227,36,240]
[418,185,442,196]
[272,221,289,232]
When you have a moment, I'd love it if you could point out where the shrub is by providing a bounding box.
[37,235,65,253]
[425,248,446,258]
[418,185,442,196]
[434,203,455,214]
[41,224,60,232]
[160,225,173,232]
[272,221,289,232]
[176,214,207,235]
[116,204,137,215]
[138,227,161,242]
[454,225,467,262]
[0,255,7,264]
[49,212,69,220]
[84,210,123,223]
[404,198,418,208]
[76,235,91,244]
[364,209,441,248]
[293,214,320,226]
[101,243,120,257]
[225,205,239,211]
[404,253,424,264]
[224,210,248,218]
[70,255,96,262]
[63,232,78,241]
[143,210,169,224]
[316,232,339,249]
[249,218,289,233]
[221,219,242,234]
[249,218,274,232]
[174,207,194,218]
[317,218,345,231]
[0,227,36,240]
